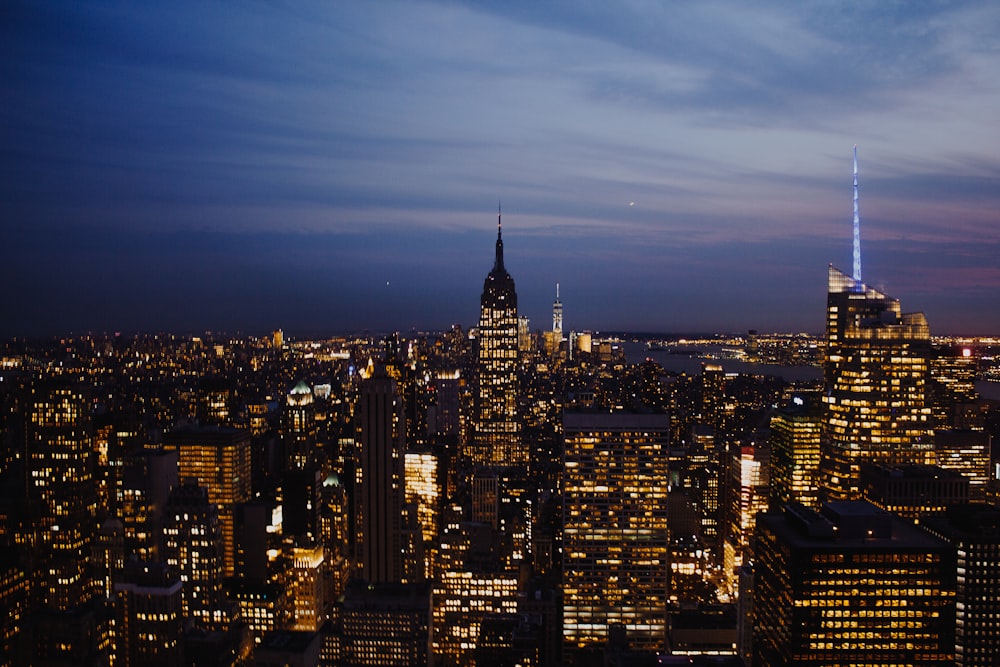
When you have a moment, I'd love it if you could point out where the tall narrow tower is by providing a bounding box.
[552,283,563,334]
[474,207,523,467]
[355,364,405,584]
[821,149,933,501]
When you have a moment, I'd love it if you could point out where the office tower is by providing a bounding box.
[929,345,979,428]
[552,283,563,334]
[161,480,225,628]
[404,449,440,579]
[289,545,325,632]
[228,579,291,647]
[330,580,431,667]
[821,148,933,500]
[354,365,405,584]
[923,504,1000,666]
[700,364,727,434]
[167,426,251,577]
[113,561,183,667]
[120,448,178,561]
[562,411,671,654]
[432,568,520,664]
[474,212,523,467]
[934,429,991,501]
[860,463,969,519]
[432,519,519,665]
[286,381,317,469]
[25,383,98,612]
[769,397,822,509]
[722,442,769,589]
[822,270,933,500]
[753,501,955,666]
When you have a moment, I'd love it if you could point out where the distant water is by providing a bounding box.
[622,342,823,384]
[623,341,1000,399]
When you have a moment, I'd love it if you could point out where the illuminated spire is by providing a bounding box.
[853,145,862,287]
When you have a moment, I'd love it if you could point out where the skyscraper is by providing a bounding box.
[474,210,523,467]
[25,383,98,612]
[821,150,933,500]
[562,410,671,654]
[354,365,405,584]
[167,427,251,577]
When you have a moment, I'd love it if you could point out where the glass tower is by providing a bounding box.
[822,265,933,500]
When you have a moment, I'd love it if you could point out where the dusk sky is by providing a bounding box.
[3,1,1000,337]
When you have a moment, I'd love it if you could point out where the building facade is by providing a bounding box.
[562,411,671,654]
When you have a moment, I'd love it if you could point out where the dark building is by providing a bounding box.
[327,580,431,667]
[923,504,1000,666]
[753,501,955,666]
[114,560,183,667]
[354,365,405,584]
[860,462,969,519]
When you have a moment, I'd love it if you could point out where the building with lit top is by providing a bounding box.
[822,265,933,500]
[753,501,956,666]
[404,449,440,578]
[474,212,523,467]
[354,364,405,584]
[290,544,325,632]
[723,442,769,590]
[562,410,671,654]
[286,381,318,469]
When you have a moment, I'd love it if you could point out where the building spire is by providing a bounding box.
[853,145,862,288]
[493,202,505,272]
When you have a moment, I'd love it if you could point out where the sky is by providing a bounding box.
[3,1,1000,337]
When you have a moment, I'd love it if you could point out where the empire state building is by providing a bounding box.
[473,211,524,467]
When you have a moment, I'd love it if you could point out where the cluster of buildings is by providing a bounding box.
[1,197,1000,666]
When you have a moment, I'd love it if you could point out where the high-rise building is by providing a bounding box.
[474,212,523,467]
[923,504,1000,666]
[769,397,822,509]
[161,480,226,629]
[753,501,955,666]
[822,265,933,500]
[286,381,317,470]
[934,428,991,501]
[25,383,99,612]
[821,149,934,501]
[354,366,405,584]
[166,427,251,577]
[113,561,183,667]
[562,410,671,654]
[329,580,431,667]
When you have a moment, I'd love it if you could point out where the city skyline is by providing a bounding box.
[4,2,1000,336]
